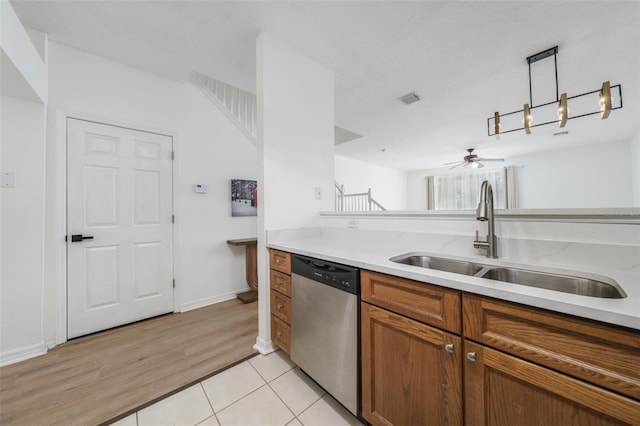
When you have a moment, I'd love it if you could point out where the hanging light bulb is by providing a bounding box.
[523,104,533,134]
[599,81,612,119]
[557,93,568,127]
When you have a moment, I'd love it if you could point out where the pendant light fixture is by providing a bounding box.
[558,93,568,127]
[488,46,622,136]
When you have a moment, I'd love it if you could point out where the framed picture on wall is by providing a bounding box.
[231,179,258,217]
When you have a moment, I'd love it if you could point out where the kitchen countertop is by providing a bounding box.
[267,228,640,331]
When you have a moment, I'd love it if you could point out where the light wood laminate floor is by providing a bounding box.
[0,299,258,425]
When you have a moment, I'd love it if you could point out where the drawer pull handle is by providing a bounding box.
[467,352,477,362]
[276,257,283,264]
[277,331,283,338]
[276,279,283,286]
[445,344,455,353]
[277,304,283,310]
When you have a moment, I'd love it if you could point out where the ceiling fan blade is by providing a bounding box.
[476,158,504,162]
[444,160,464,165]
[448,162,465,170]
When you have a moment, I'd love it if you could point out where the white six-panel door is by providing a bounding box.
[67,118,174,338]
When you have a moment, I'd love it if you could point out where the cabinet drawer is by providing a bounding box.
[271,315,291,355]
[270,250,291,274]
[270,290,291,324]
[270,270,291,297]
[463,294,640,400]
[361,270,461,334]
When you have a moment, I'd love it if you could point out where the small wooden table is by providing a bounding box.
[227,238,258,303]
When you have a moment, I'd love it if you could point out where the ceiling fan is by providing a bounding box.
[444,148,504,170]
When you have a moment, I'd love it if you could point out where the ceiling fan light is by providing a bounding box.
[471,161,480,169]
[557,93,568,127]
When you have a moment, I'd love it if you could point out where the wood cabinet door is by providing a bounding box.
[362,270,461,334]
[464,340,640,426]
[362,302,462,426]
[463,294,640,400]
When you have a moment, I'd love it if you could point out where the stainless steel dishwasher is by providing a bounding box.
[290,254,360,416]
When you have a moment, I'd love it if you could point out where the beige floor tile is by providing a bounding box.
[201,361,266,412]
[137,384,213,426]
[216,385,294,426]
[196,415,220,426]
[270,368,325,415]
[110,413,137,426]
[297,395,361,426]
[248,350,296,382]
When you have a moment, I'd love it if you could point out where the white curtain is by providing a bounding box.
[432,168,508,210]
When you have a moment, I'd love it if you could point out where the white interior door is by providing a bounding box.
[67,118,174,338]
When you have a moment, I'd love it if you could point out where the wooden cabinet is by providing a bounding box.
[463,294,640,400]
[362,270,461,334]
[362,270,640,426]
[361,272,463,426]
[464,340,639,426]
[269,249,291,354]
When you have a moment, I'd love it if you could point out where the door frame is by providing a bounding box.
[53,109,180,345]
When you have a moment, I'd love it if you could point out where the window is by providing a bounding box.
[427,168,509,210]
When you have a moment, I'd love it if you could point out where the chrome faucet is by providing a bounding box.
[474,180,498,258]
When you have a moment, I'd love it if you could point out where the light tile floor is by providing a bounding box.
[110,351,362,426]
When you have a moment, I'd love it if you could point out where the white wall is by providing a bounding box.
[0,1,47,103]
[255,32,334,353]
[335,155,407,210]
[406,139,637,210]
[0,95,47,363]
[35,42,257,352]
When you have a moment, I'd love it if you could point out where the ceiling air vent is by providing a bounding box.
[398,92,420,106]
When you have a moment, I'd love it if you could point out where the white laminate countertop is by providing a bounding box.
[267,228,640,331]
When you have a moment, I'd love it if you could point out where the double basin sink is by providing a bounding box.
[390,253,626,299]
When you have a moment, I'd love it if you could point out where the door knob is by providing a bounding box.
[70,234,94,242]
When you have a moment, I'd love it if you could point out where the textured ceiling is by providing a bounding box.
[10,1,640,171]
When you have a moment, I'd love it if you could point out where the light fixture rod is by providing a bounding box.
[526,46,559,107]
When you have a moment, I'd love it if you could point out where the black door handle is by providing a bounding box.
[70,234,94,242]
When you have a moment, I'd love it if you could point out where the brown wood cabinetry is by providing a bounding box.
[269,249,291,354]
[362,270,640,426]
[464,340,639,426]
[463,294,640,400]
[362,270,461,334]
[361,272,463,426]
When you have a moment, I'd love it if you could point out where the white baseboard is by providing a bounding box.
[0,341,47,367]
[253,335,278,355]
[179,288,249,313]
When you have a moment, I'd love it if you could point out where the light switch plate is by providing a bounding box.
[1,172,16,188]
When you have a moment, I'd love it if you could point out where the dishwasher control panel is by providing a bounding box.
[292,254,360,295]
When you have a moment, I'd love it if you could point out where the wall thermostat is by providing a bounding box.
[194,184,208,194]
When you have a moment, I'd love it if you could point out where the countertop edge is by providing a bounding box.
[267,241,640,331]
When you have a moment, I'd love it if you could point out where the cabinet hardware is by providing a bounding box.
[277,304,283,310]
[277,331,283,338]
[445,343,455,353]
[466,352,477,362]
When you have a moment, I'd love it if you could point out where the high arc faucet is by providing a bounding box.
[474,180,498,258]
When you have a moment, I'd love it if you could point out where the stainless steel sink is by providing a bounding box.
[389,253,485,276]
[390,252,626,299]
[479,267,627,299]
